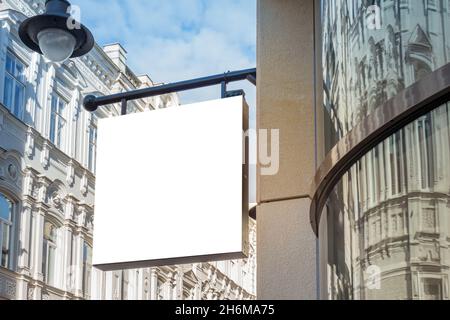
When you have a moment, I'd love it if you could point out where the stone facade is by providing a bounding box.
[0,0,255,300]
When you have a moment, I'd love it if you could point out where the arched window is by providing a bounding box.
[42,221,57,286]
[0,192,14,269]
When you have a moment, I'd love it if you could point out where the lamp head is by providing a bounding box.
[19,0,94,63]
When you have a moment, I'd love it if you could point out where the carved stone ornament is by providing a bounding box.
[66,162,75,187]
[25,128,35,159]
[46,181,67,213]
[51,192,63,210]
[27,287,34,300]
[7,164,17,180]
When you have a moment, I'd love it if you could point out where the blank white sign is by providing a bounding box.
[93,96,249,271]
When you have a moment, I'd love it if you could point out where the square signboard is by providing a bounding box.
[93,96,249,270]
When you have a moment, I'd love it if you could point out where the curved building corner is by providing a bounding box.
[257,0,450,300]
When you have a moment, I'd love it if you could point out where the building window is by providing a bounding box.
[42,222,57,286]
[3,51,26,119]
[82,243,93,297]
[0,193,14,269]
[423,278,442,300]
[49,94,67,150]
[88,116,97,173]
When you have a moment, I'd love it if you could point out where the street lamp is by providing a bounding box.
[19,0,94,63]
[19,1,256,114]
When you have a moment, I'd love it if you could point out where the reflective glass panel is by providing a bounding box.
[322,0,450,144]
[322,102,450,300]
[3,52,26,119]
[0,193,12,221]
[321,0,450,300]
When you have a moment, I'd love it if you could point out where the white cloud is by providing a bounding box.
[72,0,256,114]
[71,0,257,201]
[71,1,255,79]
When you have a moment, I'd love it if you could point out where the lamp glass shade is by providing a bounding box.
[37,28,77,63]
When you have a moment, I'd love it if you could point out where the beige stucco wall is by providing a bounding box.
[257,199,317,299]
[257,0,316,202]
[256,0,322,300]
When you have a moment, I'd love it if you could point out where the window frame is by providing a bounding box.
[42,222,58,286]
[3,51,26,120]
[49,93,68,150]
[0,192,15,270]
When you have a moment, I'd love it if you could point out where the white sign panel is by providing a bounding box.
[93,96,248,271]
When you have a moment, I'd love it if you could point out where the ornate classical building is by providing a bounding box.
[321,0,450,299]
[0,0,256,300]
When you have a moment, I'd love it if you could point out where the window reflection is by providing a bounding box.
[324,102,450,300]
[321,0,450,300]
[3,51,26,120]
[322,0,450,144]
[0,193,14,269]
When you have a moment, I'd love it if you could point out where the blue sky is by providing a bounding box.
[70,0,256,108]
[70,0,258,202]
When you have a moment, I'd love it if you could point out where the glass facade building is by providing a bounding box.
[319,0,450,299]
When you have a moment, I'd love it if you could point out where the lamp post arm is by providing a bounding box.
[83,68,257,112]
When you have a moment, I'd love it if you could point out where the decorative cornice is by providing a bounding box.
[79,54,115,90]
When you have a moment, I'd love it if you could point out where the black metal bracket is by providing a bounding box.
[221,81,246,99]
[83,68,256,115]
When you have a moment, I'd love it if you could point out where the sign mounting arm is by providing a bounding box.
[83,68,257,115]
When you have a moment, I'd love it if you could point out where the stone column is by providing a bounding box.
[103,271,114,300]
[61,196,75,294]
[61,225,73,293]
[31,209,45,282]
[150,268,158,300]
[256,0,322,300]
[73,231,84,298]
[17,201,33,272]
[30,177,50,284]
[29,207,45,300]
[173,267,183,300]
[16,201,33,300]
[136,269,144,300]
